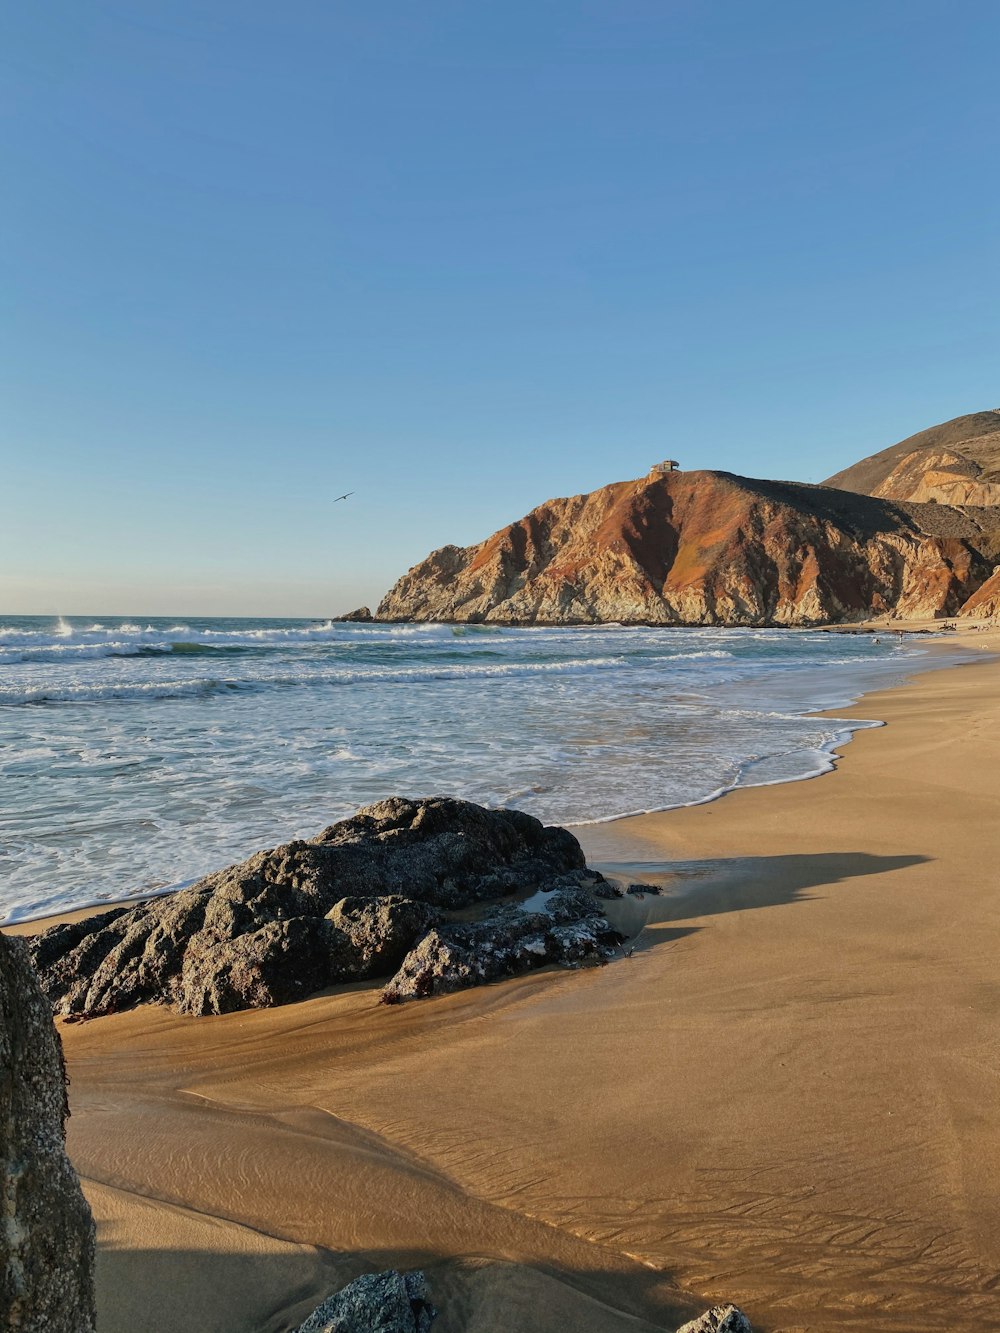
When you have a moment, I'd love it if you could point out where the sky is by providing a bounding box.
[2,1,998,616]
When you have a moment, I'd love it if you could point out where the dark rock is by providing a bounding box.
[0,933,96,1332]
[28,798,589,1019]
[381,894,623,1004]
[326,896,440,978]
[295,1269,435,1333]
[626,882,662,896]
[176,916,354,1017]
[593,881,625,899]
[337,607,374,622]
[676,1305,753,1333]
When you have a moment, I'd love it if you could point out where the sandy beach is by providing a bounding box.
[7,626,1000,1333]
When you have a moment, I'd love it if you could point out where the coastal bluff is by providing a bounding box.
[375,468,997,626]
[372,413,1000,626]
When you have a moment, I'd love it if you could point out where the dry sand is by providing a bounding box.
[8,626,1000,1332]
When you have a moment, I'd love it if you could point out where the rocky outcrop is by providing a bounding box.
[826,410,1000,505]
[382,883,622,1003]
[295,1270,435,1333]
[1,934,96,1332]
[376,469,994,625]
[27,799,625,1020]
[676,1308,753,1333]
[959,565,1000,619]
[336,606,374,622]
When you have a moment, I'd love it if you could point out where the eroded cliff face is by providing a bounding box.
[825,410,1000,506]
[866,445,1000,507]
[376,470,992,626]
[959,566,1000,619]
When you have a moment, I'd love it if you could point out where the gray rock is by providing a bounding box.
[0,933,96,1332]
[326,896,440,978]
[676,1305,753,1333]
[626,882,662,896]
[381,896,622,1004]
[28,798,588,1019]
[296,1269,435,1332]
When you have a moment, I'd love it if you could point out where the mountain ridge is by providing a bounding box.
[824,409,1000,506]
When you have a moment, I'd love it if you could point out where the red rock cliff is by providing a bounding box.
[376,470,994,626]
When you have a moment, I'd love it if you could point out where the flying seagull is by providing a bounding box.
[333,492,355,503]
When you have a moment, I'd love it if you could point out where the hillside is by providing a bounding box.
[376,467,996,626]
[824,410,1000,506]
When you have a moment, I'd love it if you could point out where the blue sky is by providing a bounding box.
[3,1,998,615]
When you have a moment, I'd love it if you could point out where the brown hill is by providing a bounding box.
[824,410,1000,506]
[376,468,996,626]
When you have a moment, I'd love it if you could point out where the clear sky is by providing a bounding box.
[3,1,998,616]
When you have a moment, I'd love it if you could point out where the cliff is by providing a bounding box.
[376,469,996,626]
[959,565,1000,619]
[824,410,1000,506]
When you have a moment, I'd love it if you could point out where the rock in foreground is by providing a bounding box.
[676,1306,753,1333]
[382,886,621,1003]
[0,933,96,1333]
[295,1270,435,1333]
[28,798,623,1020]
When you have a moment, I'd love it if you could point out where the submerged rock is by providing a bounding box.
[676,1305,753,1333]
[0,933,96,1332]
[28,798,615,1019]
[295,1269,435,1333]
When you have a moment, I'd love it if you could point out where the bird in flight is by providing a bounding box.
[333,492,355,503]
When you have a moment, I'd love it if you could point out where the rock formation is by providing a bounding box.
[295,1270,435,1333]
[958,565,1000,619]
[382,884,621,1003]
[0,934,96,1333]
[676,1307,753,1333]
[28,798,625,1020]
[825,409,1000,506]
[375,468,995,625]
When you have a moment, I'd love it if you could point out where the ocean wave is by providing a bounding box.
[0,654,630,706]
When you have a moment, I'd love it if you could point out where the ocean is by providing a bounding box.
[0,614,959,924]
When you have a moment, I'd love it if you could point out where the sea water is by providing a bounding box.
[0,615,960,923]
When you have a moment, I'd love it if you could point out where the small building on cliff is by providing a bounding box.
[649,459,679,478]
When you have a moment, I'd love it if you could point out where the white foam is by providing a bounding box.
[0,617,970,923]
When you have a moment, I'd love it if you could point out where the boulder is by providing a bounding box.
[0,933,96,1332]
[326,896,440,978]
[676,1305,753,1333]
[381,890,622,1004]
[28,798,595,1019]
[295,1269,435,1333]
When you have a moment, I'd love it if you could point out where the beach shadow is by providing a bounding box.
[596,851,930,927]
[94,1241,707,1333]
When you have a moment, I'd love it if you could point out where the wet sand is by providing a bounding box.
[8,626,1000,1332]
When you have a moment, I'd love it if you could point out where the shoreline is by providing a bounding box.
[5,622,1000,1332]
[2,626,978,929]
